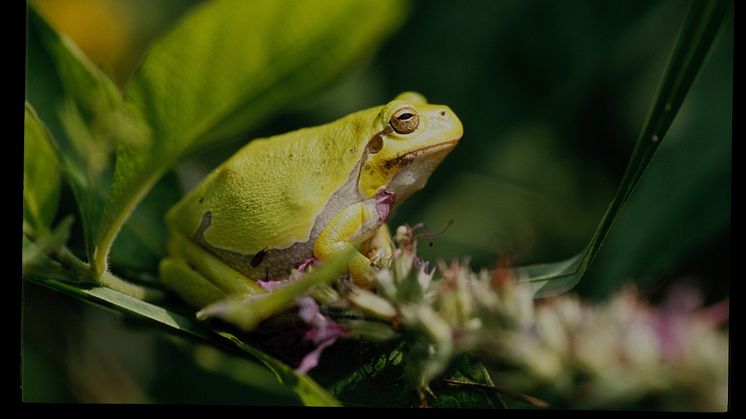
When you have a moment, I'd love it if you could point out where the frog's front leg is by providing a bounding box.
[313,191,395,287]
[160,233,265,307]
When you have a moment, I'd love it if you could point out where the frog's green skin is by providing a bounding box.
[160,92,462,308]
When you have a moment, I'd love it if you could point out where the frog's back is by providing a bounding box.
[167,110,375,256]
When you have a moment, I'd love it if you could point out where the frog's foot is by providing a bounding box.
[363,224,394,267]
[313,191,395,287]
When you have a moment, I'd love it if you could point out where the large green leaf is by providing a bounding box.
[514,0,731,297]
[94,0,406,276]
[23,103,61,237]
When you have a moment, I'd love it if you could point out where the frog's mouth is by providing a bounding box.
[411,138,460,156]
[384,139,459,169]
[385,139,459,201]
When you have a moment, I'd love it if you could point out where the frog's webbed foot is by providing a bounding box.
[362,224,394,268]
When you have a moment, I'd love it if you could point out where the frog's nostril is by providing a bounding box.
[439,110,446,116]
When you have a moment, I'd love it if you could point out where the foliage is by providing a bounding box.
[24,0,404,405]
[22,0,730,409]
[337,226,727,410]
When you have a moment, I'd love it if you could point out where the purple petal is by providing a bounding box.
[293,295,348,373]
[257,277,295,291]
[296,337,338,374]
[296,257,318,272]
[413,256,431,273]
[296,295,321,324]
[701,298,729,326]
[375,189,396,222]
[662,282,703,314]
[653,283,709,362]
[304,321,347,343]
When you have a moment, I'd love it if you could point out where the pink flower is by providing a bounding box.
[295,296,347,373]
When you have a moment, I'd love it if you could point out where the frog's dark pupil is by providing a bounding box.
[398,113,413,120]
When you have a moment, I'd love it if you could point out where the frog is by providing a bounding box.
[160,92,463,308]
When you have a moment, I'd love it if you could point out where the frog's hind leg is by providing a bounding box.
[161,232,265,307]
[160,258,226,308]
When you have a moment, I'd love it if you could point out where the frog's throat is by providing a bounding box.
[192,155,371,279]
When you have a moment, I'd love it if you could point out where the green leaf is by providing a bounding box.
[313,343,411,407]
[23,103,61,237]
[26,6,124,262]
[93,0,406,277]
[514,252,583,298]
[316,346,508,408]
[580,14,732,297]
[428,357,509,409]
[22,217,74,280]
[217,332,341,407]
[24,275,340,407]
[515,0,731,297]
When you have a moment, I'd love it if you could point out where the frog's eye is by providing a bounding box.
[390,107,419,134]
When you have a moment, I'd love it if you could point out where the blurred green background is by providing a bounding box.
[23,0,731,403]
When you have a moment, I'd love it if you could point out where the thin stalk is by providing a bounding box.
[520,0,731,297]
[580,0,731,271]
[91,172,161,278]
[57,246,165,302]
[441,378,548,408]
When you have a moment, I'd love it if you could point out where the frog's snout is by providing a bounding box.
[432,106,463,143]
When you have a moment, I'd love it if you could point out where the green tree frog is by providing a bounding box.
[160,92,463,308]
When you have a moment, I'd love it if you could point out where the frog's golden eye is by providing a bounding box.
[390,107,419,134]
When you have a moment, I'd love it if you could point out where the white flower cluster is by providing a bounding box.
[346,225,729,411]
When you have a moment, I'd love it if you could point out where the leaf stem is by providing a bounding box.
[441,378,548,408]
[57,246,165,302]
[92,172,161,278]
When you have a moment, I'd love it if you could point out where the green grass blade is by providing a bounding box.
[516,0,731,297]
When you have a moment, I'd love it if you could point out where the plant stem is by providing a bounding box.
[91,172,162,279]
[441,378,548,408]
[57,246,165,302]
[97,270,166,302]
